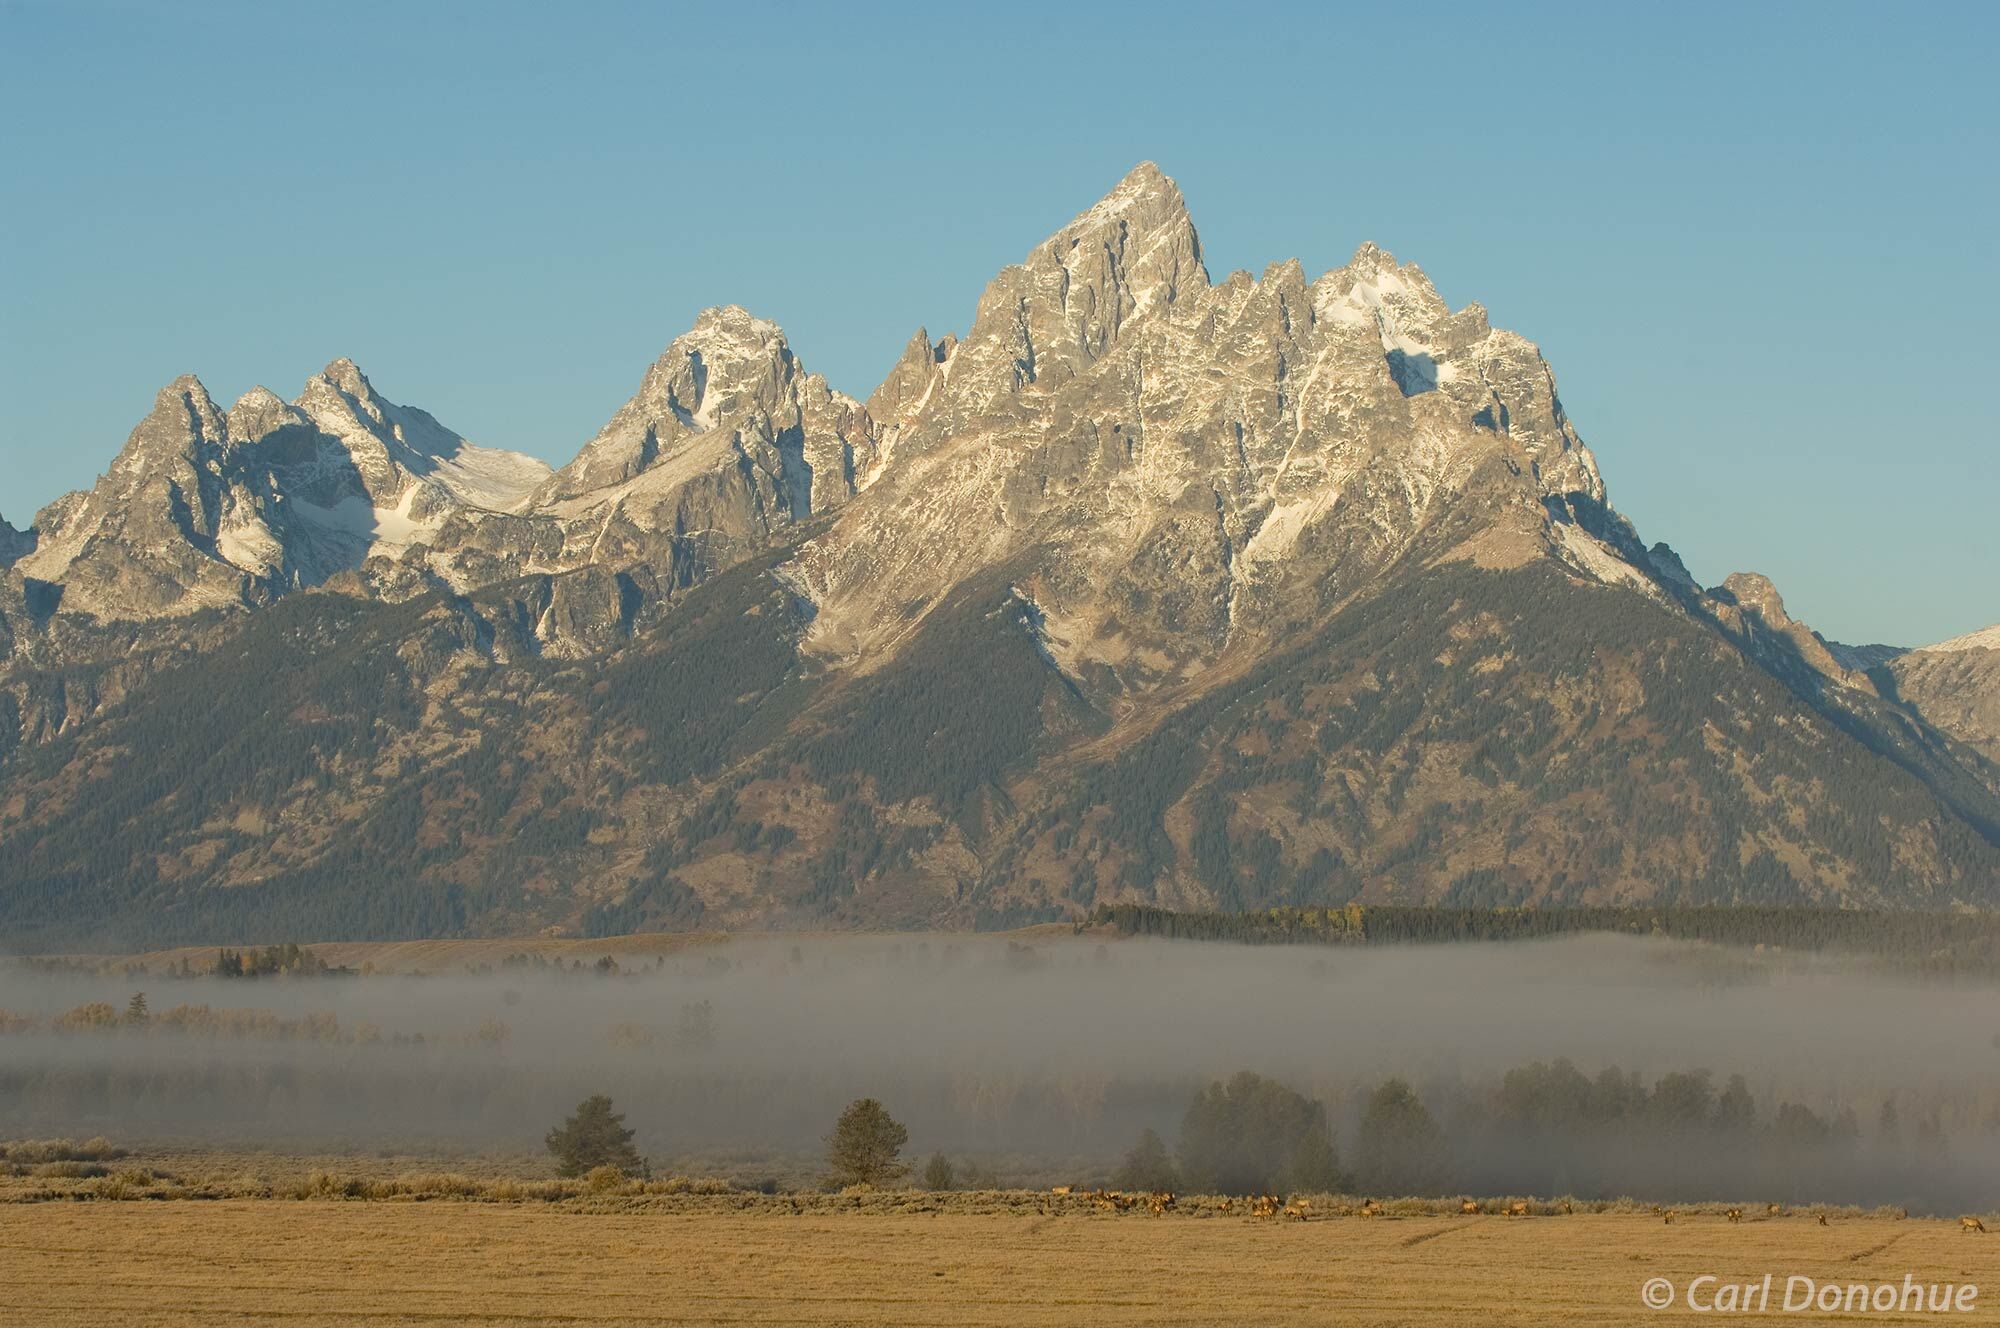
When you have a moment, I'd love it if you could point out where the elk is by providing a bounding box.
[1283,1199,1312,1222]
[1766,1203,1784,1217]
[1460,1200,1481,1216]
[1147,1191,1176,1215]
[1557,1199,1575,1216]
[1662,1209,1677,1225]
[1358,1199,1384,1218]
[1218,1197,1234,1214]
[1725,1208,1743,1224]
[1506,1200,1530,1218]
[1963,1217,1988,1234]
[1816,1214,1829,1227]
[1050,1185,1071,1196]
[1251,1194,1282,1220]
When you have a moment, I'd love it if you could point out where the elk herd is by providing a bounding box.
[1040,1187,1990,1231]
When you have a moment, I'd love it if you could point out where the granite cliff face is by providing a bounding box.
[2,164,1995,945]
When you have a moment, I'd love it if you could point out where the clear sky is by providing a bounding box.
[2,0,1993,646]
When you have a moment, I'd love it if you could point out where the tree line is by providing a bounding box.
[1087,903,2000,977]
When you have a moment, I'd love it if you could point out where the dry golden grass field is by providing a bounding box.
[1,1202,1994,1327]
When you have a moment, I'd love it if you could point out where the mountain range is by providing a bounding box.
[3,163,1996,947]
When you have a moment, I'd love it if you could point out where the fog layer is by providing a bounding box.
[3,935,1994,1209]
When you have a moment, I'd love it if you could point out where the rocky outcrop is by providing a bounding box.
[0,517,30,569]
[1704,571,1879,697]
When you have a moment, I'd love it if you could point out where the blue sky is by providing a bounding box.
[2,0,1993,645]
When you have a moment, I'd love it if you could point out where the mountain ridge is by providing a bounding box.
[2,162,1995,945]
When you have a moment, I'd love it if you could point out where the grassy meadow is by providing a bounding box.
[2,1199,1993,1326]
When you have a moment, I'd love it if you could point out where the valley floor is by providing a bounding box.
[2,1202,1991,1326]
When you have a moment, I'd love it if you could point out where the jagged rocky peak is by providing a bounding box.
[539,305,876,516]
[14,371,263,618]
[299,356,399,426]
[17,357,551,621]
[794,162,1634,675]
[281,357,549,513]
[864,326,944,426]
[946,161,1208,404]
[115,374,231,470]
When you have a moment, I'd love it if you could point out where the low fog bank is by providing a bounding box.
[3,935,1996,1209]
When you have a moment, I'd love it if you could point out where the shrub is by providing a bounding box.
[393,1172,481,1199]
[922,1152,956,1191]
[3,1137,126,1165]
[585,1164,627,1195]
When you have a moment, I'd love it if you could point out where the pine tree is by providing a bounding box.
[825,1098,909,1188]
[544,1094,643,1178]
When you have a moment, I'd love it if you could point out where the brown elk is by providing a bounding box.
[1460,1200,1481,1216]
[1506,1201,1530,1218]
[1766,1203,1783,1217]
[1251,1194,1282,1219]
[1816,1214,1829,1227]
[1662,1210,1677,1225]
[1147,1191,1176,1215]
[1359,1199,1384,1218]
[1964,1217,1989,1234]
[1557,1199,1575,1216]
[1283,1199,1312,1222]
[1218,1198,1234,1214]
[1725,1208,1743,1224]
[1050,1185,1072,1197]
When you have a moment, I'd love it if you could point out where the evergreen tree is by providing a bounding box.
[544,1094,643,1178]
[825,1098,909,1188]
[921,1152,955,1191]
